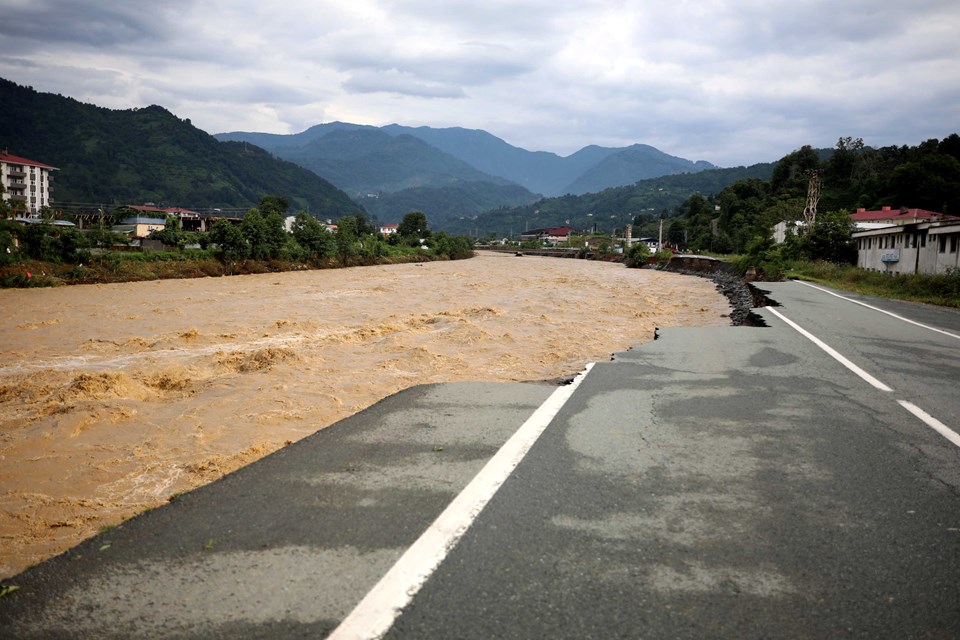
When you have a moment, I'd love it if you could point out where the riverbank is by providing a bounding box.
[0,250,455,288]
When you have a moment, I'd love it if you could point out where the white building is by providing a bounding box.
[1,151,58,214]
[853,220,960,275]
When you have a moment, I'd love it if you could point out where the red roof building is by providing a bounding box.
[849,206,958,225]
[1,151,59,214]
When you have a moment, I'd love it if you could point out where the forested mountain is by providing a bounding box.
[441,162,775,237]
[379,125,717,196]
[669,135,960,254]
[271,128,519,194]
[562,144,716,194]
[217,122,716,198]
[379,125,620,195]
[0,79,363,218]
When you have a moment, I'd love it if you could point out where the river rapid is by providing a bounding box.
[0,252,730,578]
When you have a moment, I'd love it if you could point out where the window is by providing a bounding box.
[921,234,927,248]
[940,236,948,253]
[952,235,958,254]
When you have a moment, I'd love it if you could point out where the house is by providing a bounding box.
[380,223,399,236]
[520,226,575,245]
[115,216,167,238]
[853,219,960,275]
[1,150,58,214]
[113,205,208,236]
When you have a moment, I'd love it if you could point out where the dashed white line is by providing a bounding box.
[766,307,960,451]
[794,281,960,340]
[898,401,960,449]
[328,363,594,640]
[765,307,893,392]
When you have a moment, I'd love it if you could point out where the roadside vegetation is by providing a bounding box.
[0,197,474,287]
[783,262,960,309]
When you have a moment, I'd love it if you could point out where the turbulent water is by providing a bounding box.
[0,252,729,578]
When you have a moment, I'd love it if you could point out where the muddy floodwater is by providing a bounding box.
[0,252,729,578]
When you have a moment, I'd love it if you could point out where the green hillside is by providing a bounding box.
[441,162,775,237]
[0,78,363,218]
[360,181,539,225]
[277,128,519,195]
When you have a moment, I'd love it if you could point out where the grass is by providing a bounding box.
[784,260,960,308]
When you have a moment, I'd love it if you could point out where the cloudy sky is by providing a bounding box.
[1,0,958,167]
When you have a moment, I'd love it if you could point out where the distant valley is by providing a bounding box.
[2,77,763,234]
[215,123,717,224]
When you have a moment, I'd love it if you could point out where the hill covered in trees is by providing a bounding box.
[669,135,960,254]
[0,79,363,219]
[440,162,776,238]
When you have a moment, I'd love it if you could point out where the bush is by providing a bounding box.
[653,250,674,266]
[626,243,650,267]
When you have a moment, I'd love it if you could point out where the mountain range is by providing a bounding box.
[2,77,747,232]
[215,123,717,222]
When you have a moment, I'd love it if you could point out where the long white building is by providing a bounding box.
[853,220,960,275]
[1,150,58,214]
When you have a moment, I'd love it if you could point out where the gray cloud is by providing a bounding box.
[342,70,467,99]
[0,0,957,167]
[0,0,191,48]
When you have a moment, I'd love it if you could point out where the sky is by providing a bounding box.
[1,0,958,167]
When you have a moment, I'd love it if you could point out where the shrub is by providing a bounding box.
[626,242,650,267]
[653,250,674,266]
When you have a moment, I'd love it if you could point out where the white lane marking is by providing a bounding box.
[328,363,595,640]
[794,281,960,340]
[767,307,960,450]
[898,401,960,449]
[766,307,893,392]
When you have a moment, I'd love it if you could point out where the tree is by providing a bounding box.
[803,209,857,264]
[291,212,334,260]
[149,214,186,249]
[262,211,288,259]
[258,195,289,217]
[335,215,360,258]
[397,211,429,243]
[770,145,822,197]
[626,241,650,267]
[211,219,249,261]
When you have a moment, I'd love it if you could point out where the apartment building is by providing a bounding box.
[0,150,58,214]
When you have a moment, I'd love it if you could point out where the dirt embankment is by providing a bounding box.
[0,252,731,578]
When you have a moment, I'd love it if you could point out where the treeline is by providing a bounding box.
[668,134,960,255]
[1,196,474,285]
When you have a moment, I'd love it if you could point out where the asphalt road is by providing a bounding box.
[2,279,959,639]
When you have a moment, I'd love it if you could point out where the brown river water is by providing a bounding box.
[0,252,729,578]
